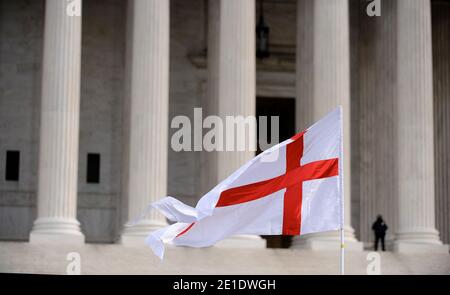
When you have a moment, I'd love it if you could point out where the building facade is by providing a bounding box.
[0,0,449,252]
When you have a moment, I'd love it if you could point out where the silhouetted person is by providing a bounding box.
[372,215,388,251]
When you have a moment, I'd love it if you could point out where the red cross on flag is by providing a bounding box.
[146,107,344,259]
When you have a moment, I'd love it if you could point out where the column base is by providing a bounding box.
[393,242,449,254]
[394,229,449,254]
[291,228,363,251]
[215,235,266,248]
[121,220,166,246]
[29,217,84,244]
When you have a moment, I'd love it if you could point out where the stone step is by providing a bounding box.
[1,242,449,275]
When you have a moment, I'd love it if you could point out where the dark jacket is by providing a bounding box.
[372,219,388,236]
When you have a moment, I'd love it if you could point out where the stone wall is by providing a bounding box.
[432,1,450,245]
[77,0,125,243]
[0,0,44,240]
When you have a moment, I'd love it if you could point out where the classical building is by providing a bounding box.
[1,0,449,265]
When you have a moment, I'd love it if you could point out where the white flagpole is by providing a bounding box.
[339,106,345,276]
[340,228,345,275]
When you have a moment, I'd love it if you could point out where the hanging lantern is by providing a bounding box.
[256,0,270,59]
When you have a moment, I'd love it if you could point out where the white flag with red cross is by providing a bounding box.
[146,107,344,259]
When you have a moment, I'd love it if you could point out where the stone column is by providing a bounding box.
[206,0,265,248]
[120,0,169,245]
[432,0,450,247]
[200,0,220,195]
[216,0,256,181]
[30,0,84,244]
[292,0,361,250]
[394,0,447,253]
[357,0,398,248]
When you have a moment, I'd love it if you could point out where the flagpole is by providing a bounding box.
[340,228,345,275]
[339,106,345,276]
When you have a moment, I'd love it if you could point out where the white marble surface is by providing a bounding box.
[29,0,84,244]
[121,0,170,244]
[294,0,360,249]
[394,0,446,252]
[0,241,449,275]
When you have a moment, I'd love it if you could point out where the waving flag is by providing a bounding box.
[146,107,344,259]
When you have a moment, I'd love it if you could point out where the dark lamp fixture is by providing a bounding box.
[256,0,270,59]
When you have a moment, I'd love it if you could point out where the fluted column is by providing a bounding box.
[357,0,398,247]
[30,0,84,244]
[121,0,169,245]
[394,0,447,253]
[205,0,264,248]
[433,0,450,247]
[217,0,256,181]
[292,0,362,250]
[200,0,220,195]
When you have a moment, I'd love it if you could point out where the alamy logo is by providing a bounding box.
[66,252,81,275]
[366,252,381,275]
[366,0,381,17]
[66,0,81,17]
[170,108,280,158]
